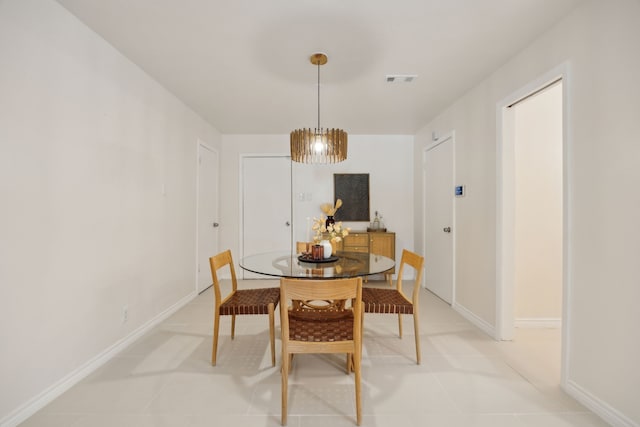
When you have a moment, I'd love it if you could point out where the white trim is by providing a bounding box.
[565,380,639,427]
[424,132,452,152]
[422,131,456,306]
[453,301,495,338]
[514,318,562,329]
[0,292,197,427]
[560,63,573,390]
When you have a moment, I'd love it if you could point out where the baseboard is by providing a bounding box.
[565,379,638,427]
[0,291,197,427]
[514,317,562,329]
[452,301,496,338]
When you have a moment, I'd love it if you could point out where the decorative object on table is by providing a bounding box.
[321,199,342,228]
[311,219,348,258]
[320,239,333,258]
[325,216,335,229]
[312,201,350,258]
[290,52,347,164]
[297,254,339,264]
[311,244,324,260]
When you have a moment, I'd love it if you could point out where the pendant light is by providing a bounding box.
[290,53,347,164]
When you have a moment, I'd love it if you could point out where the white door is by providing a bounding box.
[242,156,291,279]
[424,136,454,304]
[197,143,219,293]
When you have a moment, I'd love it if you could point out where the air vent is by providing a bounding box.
[385,74,417,83]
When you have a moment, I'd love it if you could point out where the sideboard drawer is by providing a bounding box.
[344,233,369,247]
[346,246,369,253]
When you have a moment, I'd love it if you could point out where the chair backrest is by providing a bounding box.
[296,241,311,254]
[396,249,425,302]
[280,277,363,343]
[209,250,238,306]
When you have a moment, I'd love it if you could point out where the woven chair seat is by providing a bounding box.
[362,288,413,314]
[288,309,354,342]
[219,287,280,316]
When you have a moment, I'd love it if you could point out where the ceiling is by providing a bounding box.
[55,0,584,135]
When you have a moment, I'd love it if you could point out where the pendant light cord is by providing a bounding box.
[317,61,321,131]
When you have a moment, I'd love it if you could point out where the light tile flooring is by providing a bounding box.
[21,280,610,427]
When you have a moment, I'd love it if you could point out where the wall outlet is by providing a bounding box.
[122,306,128,323]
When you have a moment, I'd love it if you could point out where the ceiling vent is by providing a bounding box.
[385,74,417,83]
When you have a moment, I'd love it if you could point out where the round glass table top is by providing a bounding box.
[240,251,395,279]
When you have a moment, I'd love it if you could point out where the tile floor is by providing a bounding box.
[21,280,610,427]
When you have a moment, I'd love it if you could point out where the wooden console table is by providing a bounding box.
[335,231,395,284]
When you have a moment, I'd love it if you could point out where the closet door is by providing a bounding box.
[242,156,291,278]
[197,143,219,293]
[424,136,454,304]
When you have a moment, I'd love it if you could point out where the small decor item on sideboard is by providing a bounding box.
[368,211,387,232]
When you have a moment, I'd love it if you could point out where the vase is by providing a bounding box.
[320,240,332,259]
[325,215,335,229]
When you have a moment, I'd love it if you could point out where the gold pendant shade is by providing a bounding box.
[290,53,348,164]
[290,128,348,164]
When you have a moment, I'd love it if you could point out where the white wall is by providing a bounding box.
[220,134,415,277]
[514,83,563,322]
[414,0,640,425]
[0,0,221,423]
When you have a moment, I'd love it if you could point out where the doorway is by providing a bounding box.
[513,81,563,330]
[423,133,455,304]
[497,64,568,385]
[197,141,219,294]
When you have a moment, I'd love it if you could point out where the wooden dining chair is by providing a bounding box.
[279,277,363,426]
[295,241,311,254]
[209,249,280,366]
[361,249,425,364]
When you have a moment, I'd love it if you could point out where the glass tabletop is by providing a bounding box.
[240,251,395,279]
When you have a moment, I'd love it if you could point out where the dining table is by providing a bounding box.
[239,250,395,280]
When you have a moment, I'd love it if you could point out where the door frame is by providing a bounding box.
[423,131,456,304]
[238,153,292,278]
[196,139,219,293]
[496,62,571,386]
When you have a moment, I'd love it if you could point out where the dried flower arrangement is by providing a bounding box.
[320,199,342,216]
[311,217,349,243]
[312,199,349,243]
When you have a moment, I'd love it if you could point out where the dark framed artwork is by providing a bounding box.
[333,173,370,221]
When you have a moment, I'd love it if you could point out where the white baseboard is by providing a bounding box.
[514,317,562,329]
[452,301,496,338]
[0,291,197,427]
[565,379,639,427]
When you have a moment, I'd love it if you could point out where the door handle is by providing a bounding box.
[443,227,451,233]
[212,222,219,228]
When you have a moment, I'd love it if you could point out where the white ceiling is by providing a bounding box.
[55,0,584,135]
